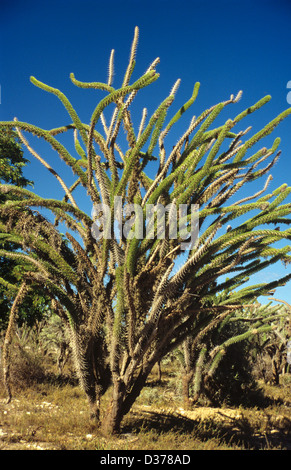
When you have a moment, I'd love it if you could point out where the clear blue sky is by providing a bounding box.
[1,0,291,306]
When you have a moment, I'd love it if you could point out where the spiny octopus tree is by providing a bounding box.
[1,27,291,434]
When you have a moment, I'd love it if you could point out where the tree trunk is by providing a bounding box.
[182,371,194,409]
[157,361,162,382]
[101,376,125,434]
[271,349,283,385]
[86,380,102,422]
[101,367,151,434]
[70,330,111,424]
[272,358,280,385]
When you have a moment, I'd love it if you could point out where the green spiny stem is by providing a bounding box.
[89,71,159,133]
[41,279,80,326]
[74,129,87,159]
[24,236,80,284]
[185,102,226,154]
[0,121,88,186]
[49,124,76,135]
[30,76,88,145]
[70,72,115,93]
[87,71,159,195]
[116,95,174,196]
[201,120,236,173]
[162,82,201,138]
[208,323,275,377]
[0,249,49,275]
[234,107,291,163]
[232,95,271,125]
[109,91,138,151]
[171,144,219,201]
[147,108,168,157]
[225,273,291,304]
[238,204,291,233]
[122,26,139,87]
[197,253,286,292]
[0,185,92,225]
[143,101,229,206]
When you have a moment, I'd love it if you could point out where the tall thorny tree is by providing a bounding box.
[0,27,291,433]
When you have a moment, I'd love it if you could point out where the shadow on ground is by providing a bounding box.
[122,406,291,450]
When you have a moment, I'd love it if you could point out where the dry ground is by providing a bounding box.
[0,377,291,450]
